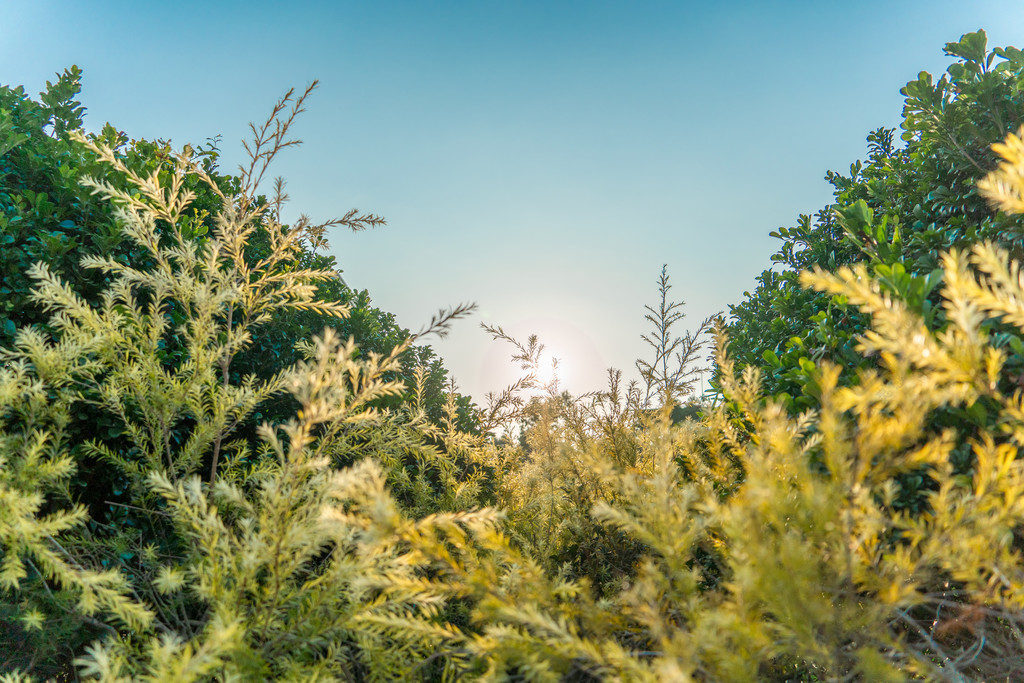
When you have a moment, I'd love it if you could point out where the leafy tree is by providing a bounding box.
[727,30,1024,411]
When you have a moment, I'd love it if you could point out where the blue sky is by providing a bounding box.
[4,1,1024,401]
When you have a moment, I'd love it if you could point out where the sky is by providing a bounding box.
[4,0,1024,403]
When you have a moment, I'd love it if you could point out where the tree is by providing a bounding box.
[727,31,1024,411]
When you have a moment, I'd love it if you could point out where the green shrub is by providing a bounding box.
[727,30,1024,412]
[0,75,481,679]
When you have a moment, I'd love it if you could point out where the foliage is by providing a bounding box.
[0,67,476,488]
[9,34,1024,683]
[471,265,712,595]
[727,30,1024,410]
[635,266,714,409]
[0,72,477,677]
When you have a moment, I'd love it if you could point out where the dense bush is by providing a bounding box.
[0,67,475,436]
[727,30,1024,411]
[6,31,1024,683]
[0,72,479,678]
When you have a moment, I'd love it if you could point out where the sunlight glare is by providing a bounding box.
[535,352,566,390]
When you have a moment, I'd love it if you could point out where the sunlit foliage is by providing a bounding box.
[6,32,1024,683]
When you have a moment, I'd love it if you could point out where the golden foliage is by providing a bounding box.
[978,125,1024,215]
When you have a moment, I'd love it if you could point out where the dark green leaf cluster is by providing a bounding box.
[727,30,1024,409]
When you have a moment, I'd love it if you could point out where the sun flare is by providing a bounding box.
[535,353,565,389]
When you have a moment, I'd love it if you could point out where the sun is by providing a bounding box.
[477,315,604,401]
[534,352,567,391]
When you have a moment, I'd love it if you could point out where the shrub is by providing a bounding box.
[727,30,1024,412]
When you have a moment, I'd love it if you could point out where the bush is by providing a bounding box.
[727,30,1024,412]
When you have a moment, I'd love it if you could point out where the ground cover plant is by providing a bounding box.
[4,29,1024,682]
